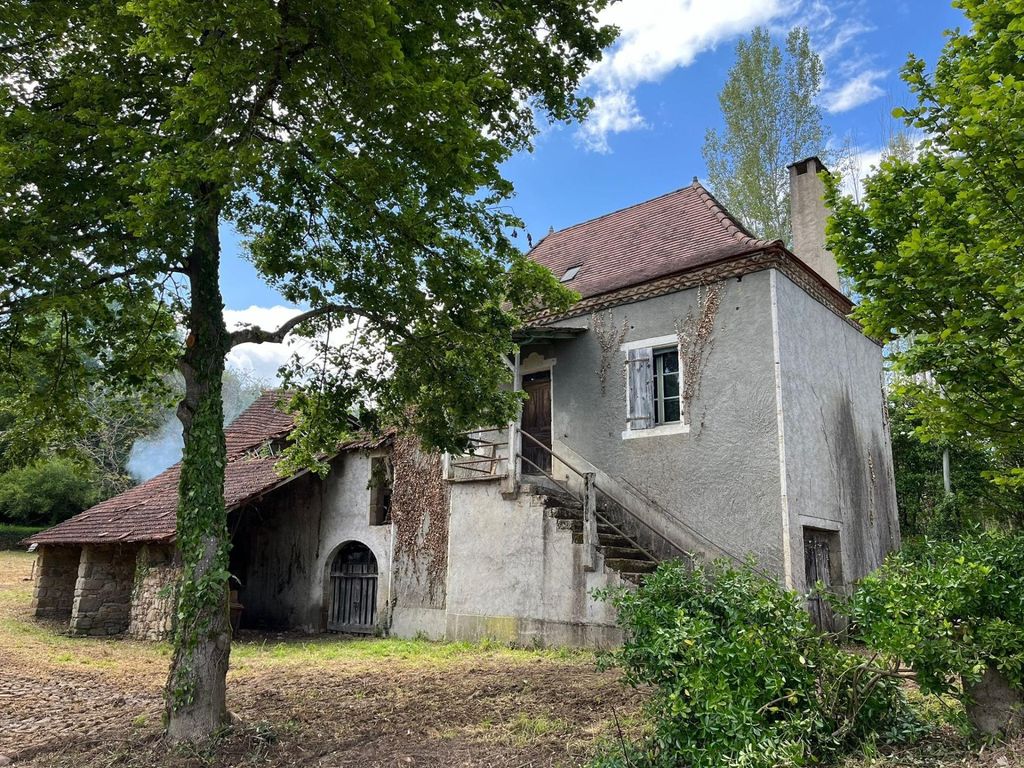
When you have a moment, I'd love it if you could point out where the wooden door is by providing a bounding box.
[328,542,378,634]
[804,530,836,633]
[521,371,552,473]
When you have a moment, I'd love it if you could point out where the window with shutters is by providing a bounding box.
[621,335,689,439]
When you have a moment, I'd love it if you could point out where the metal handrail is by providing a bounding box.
[514,424,663,568]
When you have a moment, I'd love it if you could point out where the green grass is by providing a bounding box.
[231,634,594,667]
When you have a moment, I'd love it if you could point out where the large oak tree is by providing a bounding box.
[0,0,613,742]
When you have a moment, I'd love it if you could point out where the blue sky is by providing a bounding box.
[220,0,964,381]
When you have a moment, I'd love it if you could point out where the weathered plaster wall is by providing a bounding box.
[445,480,622,648]
[32,545,80,620]
[127,544,178,640]
[532,271,786,574]
[231,452,394,634]
[69,545,136,636]
[773,270,900,591]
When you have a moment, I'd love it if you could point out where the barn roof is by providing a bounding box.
[526,179,776,301]
[25,392,387,547]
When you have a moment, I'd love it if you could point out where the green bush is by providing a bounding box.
[0,457,100,526]
[0,522,46,550]
[846,531,1024,698]
[593,560,916,768]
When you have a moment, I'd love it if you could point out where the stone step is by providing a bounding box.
[599,545,649,561]
[547,505,583,521]
[572,533,634,548]
[604,558,658,574]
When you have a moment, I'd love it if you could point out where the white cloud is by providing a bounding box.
[576,0,796,151]
[577,91,646,152]
[822,68,887,113]
[224,305,306,384]
[223,304,360,384]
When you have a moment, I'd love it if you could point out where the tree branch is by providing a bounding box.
[228,304,359,347]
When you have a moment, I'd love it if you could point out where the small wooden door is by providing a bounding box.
[804,530,836,633]
[521,371,552,474]
[328,542,378,634]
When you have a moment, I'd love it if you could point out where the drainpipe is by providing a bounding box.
[942,448,952,496]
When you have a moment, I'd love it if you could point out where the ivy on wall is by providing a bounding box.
[389,436,450,603]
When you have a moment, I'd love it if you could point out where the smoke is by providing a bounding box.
[126,366,267,482]
[126,415,183,481]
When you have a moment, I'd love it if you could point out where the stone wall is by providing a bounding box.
[128,544,179,641]
[32,546,81,620]
[69,545,136,636]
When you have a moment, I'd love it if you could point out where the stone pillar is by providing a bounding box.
[69,545,136,636]
[32,546,81,620]
[128,544,180,641]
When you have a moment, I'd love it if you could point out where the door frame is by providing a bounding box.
[520,366,553,473]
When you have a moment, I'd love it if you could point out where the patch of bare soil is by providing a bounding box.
[0,551,643,767]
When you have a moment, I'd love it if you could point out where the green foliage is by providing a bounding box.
[825,0,1024,489]
[888,393,1024,534]
[846,531,1024,697]
[0,457,100,526]
[593,560,915,768]
[3,0,614,738]
[703,27,828,243]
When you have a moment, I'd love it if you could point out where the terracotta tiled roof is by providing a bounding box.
[527,180,776,300]
[26,392,388,547]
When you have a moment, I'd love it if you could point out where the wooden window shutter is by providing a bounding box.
[626,347,654,430]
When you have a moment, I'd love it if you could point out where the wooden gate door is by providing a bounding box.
[804,530,835,633]
[521,371,552,473]
[328,542,378,634]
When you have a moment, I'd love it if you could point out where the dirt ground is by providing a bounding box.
[0,550,643,767]
[3,550,1022,768]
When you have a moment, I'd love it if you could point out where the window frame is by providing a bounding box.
[620,334,690,440]
[652,345,681,426]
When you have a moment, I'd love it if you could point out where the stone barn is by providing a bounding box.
[26,157,900,646]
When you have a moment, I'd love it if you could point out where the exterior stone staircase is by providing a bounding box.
[523,480,662,583]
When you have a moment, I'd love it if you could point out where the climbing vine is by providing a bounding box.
[593,311,628,396]
[389,436,450,602]
[675,282,725,421]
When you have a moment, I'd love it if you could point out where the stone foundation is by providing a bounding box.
[32,546,81,620]
[69,545,136,636]
[127,544,179,641]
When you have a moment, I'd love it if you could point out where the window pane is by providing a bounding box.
[663,397,680,423]
[662,371,679,399]
[658,349,679,374]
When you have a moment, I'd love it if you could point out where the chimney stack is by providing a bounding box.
[788,156,840,291]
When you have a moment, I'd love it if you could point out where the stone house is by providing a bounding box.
[26,157,899,646]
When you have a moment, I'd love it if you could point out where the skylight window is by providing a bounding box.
[560,265,582,282]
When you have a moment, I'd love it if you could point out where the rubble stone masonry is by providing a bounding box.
[127,544,178,640]
[69,545,136,636]
[32,545,81,620]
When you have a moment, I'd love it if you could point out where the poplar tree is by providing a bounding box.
[702,27,828,243]
[1,0,613,742]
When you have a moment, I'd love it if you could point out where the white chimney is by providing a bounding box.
[788,156,840,291]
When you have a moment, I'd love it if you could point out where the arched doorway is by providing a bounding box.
[327,541,378,634]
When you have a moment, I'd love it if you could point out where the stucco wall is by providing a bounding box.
[445,480,622,648]
[531,271,786,575]
[773,270,900,591]
[231,452,394,634]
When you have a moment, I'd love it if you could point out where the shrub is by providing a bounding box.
[593,559,915,768]
[0,457,100,525]
[845,531,1024,735]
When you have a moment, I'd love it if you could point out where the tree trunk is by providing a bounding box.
[165,191,233,743]
[964,664,1024,738]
